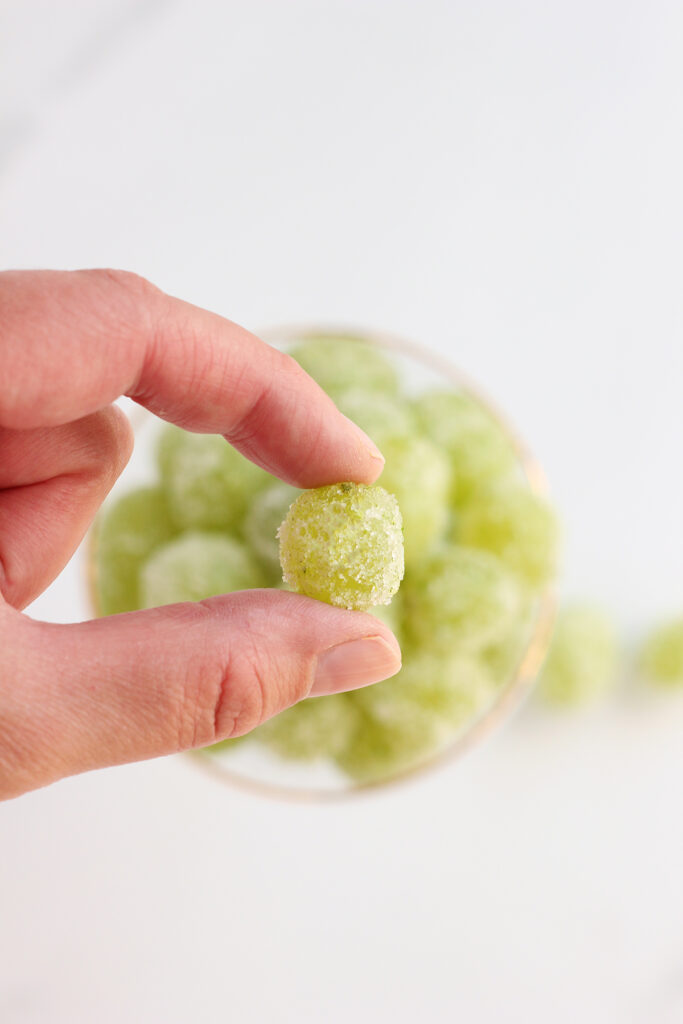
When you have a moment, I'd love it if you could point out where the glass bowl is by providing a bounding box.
[87,326,556,801]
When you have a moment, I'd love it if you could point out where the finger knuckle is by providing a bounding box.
[221,646,270,738]
[85,269,163,342]
[174,610,277,749]
[89,267,159,301]
[226,380,275,454]
[205,650,269,746]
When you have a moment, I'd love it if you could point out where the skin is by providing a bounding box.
[0,269,401,800]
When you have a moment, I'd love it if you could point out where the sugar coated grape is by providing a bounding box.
[334,388,414,448]
[458,482,559,588]
[335,700,444,784]
[140,532,265,608]
[278,483,404,611]
[94,486,177,615]
[336,650,495,783]
[288,336,399,399]
[244,482,300,573]
[379,434,451,568]
[639,617,683,688]
[256,695,357,760]
[354,650,496,729]
[538,605,617,706]
[483,608,533,686]
[405,544,522,654]
[157,425,269,531]
[413,390,517,504]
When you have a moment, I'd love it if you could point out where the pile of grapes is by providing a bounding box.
[93,335,559,784]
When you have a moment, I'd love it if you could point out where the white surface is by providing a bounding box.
[1,2,682,1022]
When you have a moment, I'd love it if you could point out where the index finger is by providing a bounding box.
[0,269,384,487]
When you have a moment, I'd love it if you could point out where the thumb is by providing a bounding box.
[0,592,401,799]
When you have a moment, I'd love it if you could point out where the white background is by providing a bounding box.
[1,2,682,1021]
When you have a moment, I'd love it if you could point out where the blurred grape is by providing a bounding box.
[413,390,517,504]
[404,544,522,654]
[256,695,357,761]
[335,699,444,784]
[244,481,300,574]
[379,434,451,568]
[538,605,618,707]
[140,532,266,607]
[157,424,270,532]
[639,617,683,688]
[94,485,178,614]
[334,387,414,448]
[289,336,399,399]
[458,482,559,589]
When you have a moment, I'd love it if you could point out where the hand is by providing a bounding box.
[0,269,401,799]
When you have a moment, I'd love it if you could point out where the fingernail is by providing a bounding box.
[341,415,385,466]
[364,441,385,465]
[311,635,401,696]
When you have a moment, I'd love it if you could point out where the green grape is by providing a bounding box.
[334,388,414,448]
[457,482,559,589]
[288,336,399,399]
[413,390,518,504]
[538,605,618,706]
[404,544,522,654]
[481,593,534,685]
[379,434,451,568]
[354,649,496,729]
[368,594,402,640]
[278,483,404,611]
[639,617,683,688]
[256,695,357,761]
[338,651,495,783]
[335,698,446,784]
[482,614,533,687]
[157,424,270,531]
[335,706,442,784]
[94,486,178,615]
[244,482,300,573]
[140,532,266,608]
